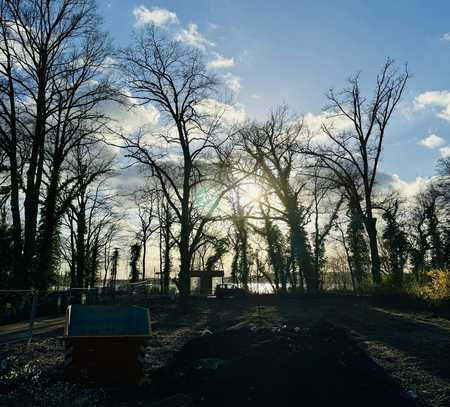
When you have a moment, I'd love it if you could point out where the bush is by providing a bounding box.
[406,269,450,307]
[369,269,450,310]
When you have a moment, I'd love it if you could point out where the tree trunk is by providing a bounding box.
[365,217,382,285]
[163,231,171,294]
[36,168,61,290]
[287,207,318,294]
[179,191,191,300]
[179,241,191,301]
[142,235,147,281]
[89,237,100,288]
[70,217,77,288]
[178,154,192,301]
[240,229,249,290]
[76,199,86,288]
[9,156,23,287]
[3,54,24,288]
[340,231,357,294]
[23,81,47,286]
[103,265,108,289]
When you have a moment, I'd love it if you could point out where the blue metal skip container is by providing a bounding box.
[63,305,152,384]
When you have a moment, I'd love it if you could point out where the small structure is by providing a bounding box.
[63,304,151,384]
[189,270,224,295]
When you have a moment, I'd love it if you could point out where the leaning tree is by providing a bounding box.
[303,59,408,285]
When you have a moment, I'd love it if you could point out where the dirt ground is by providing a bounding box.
[1,296,450,406]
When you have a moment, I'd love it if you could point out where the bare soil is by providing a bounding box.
[1,296,449,406]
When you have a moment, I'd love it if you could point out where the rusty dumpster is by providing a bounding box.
[63,304,151,385]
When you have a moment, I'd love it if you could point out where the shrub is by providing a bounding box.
[406,269,450,306]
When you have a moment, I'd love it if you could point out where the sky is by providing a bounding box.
[98,0,450,189]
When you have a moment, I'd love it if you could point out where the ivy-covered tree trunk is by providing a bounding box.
[231,243,240,285]
[286,201,317,294]
[262,214,287,294]
[427,201,445,269]
[35,164,62,290]
[382,202,408,289]
[129,243,141,283]
[347,204,369,293]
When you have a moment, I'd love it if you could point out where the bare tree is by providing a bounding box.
[236,106,317,293]
[134,187,158,280]
[119,27,235,301]
[36,36,115,286]
[156,191,175,294]
[303,59,408,285]
[0,0,115,288]
[61,144,116,288]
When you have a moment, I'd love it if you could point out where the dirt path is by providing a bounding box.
[0,316,64,344]
[336,305,450,407]
[209,298,450,407]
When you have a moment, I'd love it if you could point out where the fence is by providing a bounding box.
[0,289,37,342]
[0,283,174,327]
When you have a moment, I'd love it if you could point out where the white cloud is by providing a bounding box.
[207,53,235,69]
[175,23,214,50]
[414,90,450,121]
[100,90,160,150]
[419,134,445,149]
[303,112,353,137]
[116,101,159,135]
[223,73,241,95]
[0,22,35,67]
[196,98,246,124]
[440,146,450,158]
[385,174,432,198]
[303,112,328,135]
[133,6,178,27]
[392,175,430,197]
[441,33,450,41]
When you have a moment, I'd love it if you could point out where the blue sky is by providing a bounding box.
[99,0,450,184]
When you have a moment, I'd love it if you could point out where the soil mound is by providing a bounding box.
[153,322,424,406]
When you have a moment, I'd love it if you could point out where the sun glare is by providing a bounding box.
[240,183,264,205]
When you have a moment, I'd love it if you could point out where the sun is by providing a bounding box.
[240,183,264,205]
